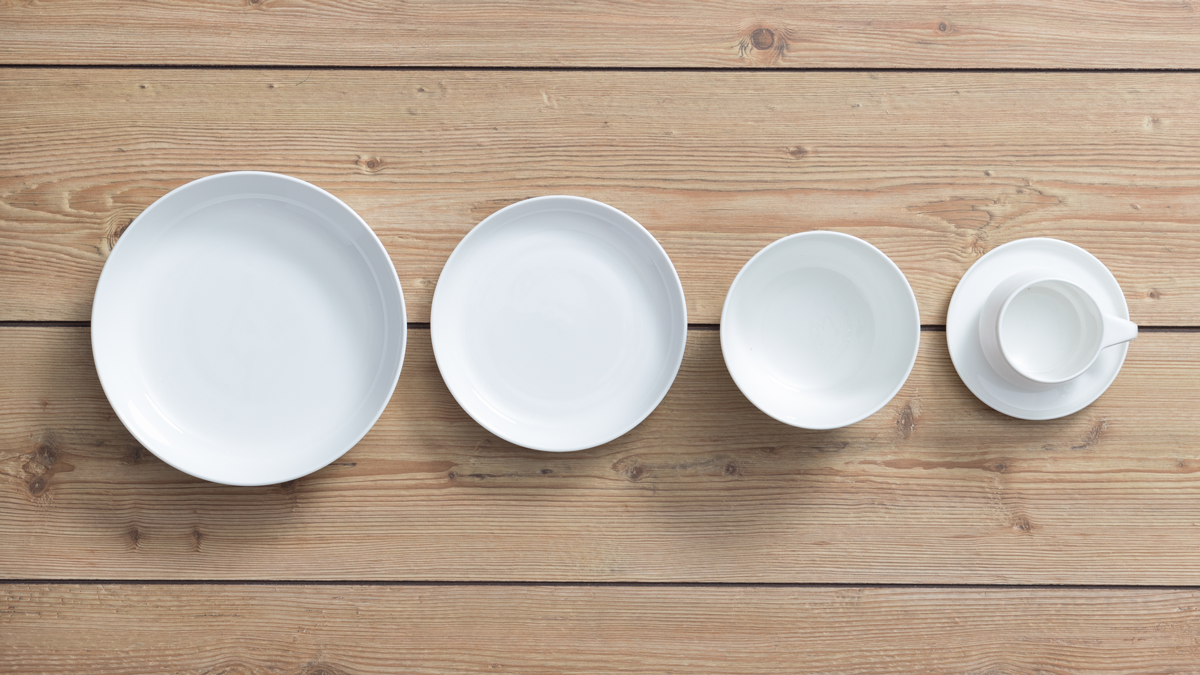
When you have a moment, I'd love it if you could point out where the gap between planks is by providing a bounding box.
[7,579,1200,590]
[10,64,1200,73]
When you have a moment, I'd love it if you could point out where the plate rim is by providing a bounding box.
[719,230,922,430]
[430,194,688,452]
[91,170,406,486]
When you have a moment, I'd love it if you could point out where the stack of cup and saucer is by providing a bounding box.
[947,238,1138,420]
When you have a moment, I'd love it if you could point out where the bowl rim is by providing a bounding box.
[719,230,920,430]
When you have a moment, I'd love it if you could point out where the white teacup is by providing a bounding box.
[979,269,1137,390]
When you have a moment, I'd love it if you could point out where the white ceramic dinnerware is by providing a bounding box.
[948,237,1135,420]
[721,231,921,429]
[979,271,1138,390]
[431,195,687,452]
[92,171,406,486]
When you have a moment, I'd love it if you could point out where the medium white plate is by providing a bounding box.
[431,196,687,452]
[92,172,406,485]
[947,237,1128,420]
[721,231,920,429]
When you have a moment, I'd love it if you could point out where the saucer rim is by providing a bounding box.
[946,237,1130,421]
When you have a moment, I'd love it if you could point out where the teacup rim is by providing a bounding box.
[995,274,1103,386]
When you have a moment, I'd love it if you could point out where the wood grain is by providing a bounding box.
[3,327,1199,583]
[3,69,1200,325]
[4,584,1200,674]
[3,0,1200,69]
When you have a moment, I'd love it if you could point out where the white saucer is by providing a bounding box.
[92,172,406,485]
[947,238,1130,420]
[431,196,687,452]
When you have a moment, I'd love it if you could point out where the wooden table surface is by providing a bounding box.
[3,2,1200,673]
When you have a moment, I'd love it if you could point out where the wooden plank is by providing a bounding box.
[4,69,1199,325]
[3,1,1200,69]
[2,327,1198,583]
[4,584,1200,673]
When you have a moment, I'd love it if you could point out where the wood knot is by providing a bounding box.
[937,21,949,32]
[750,28,775,50]
[738,25,790,64]
[1146,289,1161,300]
[1072,418,1108,450]
[357,155,386,173]
[104,212,136,252]
[23,435,72,499]
[122,444,149,465]
[1011,515,1034,532]
[27,476,47,497]
[723,462,741,477]
[785,145,809,159]
[33,441,59,468]
[612,457,644,482]
[895,401,918,440]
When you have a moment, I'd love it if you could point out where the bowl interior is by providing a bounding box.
[721,232,919,429]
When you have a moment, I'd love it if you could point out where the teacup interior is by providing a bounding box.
[722,232,919,429]
[999,279,1102,383]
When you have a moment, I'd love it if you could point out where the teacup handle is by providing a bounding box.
[1101,314,1138,349]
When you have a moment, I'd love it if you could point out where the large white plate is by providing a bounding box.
[431,196,687,452]
[92,172,406,485]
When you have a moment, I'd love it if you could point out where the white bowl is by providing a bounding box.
[92,172,406,485]
[431,196,687,452]
[720,231,920,429]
